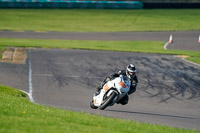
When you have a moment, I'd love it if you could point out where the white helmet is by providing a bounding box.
[126,64,136,80]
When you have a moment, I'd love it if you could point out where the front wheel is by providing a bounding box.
[99,91,117,110]
[90,101,98,109]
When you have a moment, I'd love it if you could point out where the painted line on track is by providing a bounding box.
[28,49,34,103]
[164,41,200,68]
[164,42,170,50]
[19,50,35,103]
[20,89,32,100]
[174,55,200,68]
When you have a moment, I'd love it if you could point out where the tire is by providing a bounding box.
[99,91,117,110]
[90,101,98,109]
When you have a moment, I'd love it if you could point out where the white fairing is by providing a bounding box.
[93,75,130,107]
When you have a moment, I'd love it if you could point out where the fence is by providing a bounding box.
[0,0,143,9]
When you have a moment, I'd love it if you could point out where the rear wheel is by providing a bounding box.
[99,91,117,110]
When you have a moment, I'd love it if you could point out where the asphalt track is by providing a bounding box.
[0,30,200,51]
[0,31,200,131]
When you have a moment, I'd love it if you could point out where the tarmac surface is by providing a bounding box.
[0,31,200,130]
[0,30,200,51]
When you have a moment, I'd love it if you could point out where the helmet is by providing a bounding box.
[126,64,136,80]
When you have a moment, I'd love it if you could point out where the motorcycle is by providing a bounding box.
[90,75,131,110]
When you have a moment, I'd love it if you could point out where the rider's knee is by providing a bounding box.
[118,95,129,105]
[119,100,128,105]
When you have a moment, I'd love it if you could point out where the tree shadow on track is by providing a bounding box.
[80,54,200,103]
[83,54,200,103]
[39,51,200,103]
[42,59,70,88]
[138,56,200,103]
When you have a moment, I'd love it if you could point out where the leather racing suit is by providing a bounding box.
[96,70,138,105]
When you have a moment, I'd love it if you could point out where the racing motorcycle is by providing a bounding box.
[90,75,131,110]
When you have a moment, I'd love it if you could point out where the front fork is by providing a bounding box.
[106,90,119,106]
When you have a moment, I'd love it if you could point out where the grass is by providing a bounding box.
[0,9,199,63]
[0,38,199,64]
[0,47,6,58]
[0,9,200,32]
[0,84,199,133]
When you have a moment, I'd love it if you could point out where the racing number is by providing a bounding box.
[103,83,109,90]
[119,81,127,88]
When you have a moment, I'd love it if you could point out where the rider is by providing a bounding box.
[95,64,138,105]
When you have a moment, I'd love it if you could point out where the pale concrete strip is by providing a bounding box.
[0,48,27,64]
[2,48,14,60]
[13,48,27,64]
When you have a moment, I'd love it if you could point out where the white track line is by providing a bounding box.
[174,55,200,67]
[164,42,170,50]
[20,89,32,99]
[28,50,34,103]
[182,58,200,67]
[164,41,200,68]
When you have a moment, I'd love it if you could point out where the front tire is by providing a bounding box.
[99,91,117,110]
[90,101,98,109]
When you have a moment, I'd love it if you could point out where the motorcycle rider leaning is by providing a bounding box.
[95,64,138,105]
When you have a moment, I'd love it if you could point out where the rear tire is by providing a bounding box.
[90,101,98,109]
[99,91,117,110]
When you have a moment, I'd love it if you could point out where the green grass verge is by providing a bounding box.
[0,38,200,64]
[0,46,6,58]
[0,84,199,133]
[0,9,200,32]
